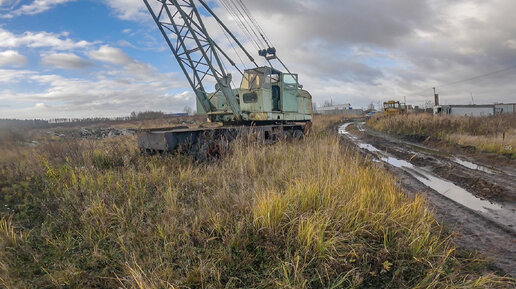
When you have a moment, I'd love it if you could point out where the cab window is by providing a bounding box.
[241,70,264,90]
[264,72,279,89]
[283,74,298,89]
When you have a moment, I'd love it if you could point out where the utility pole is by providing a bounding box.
[433,88,439,106]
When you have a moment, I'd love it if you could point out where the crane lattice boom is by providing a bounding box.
[143,0,241,119]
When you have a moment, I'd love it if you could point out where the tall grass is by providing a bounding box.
[0,116,513,288]
[368,114,516,158]
[311,114,363,135]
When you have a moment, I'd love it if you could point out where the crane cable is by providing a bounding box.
[229,0,293,74]
[235,0,274,48]
[217,0,258,51]
[227,0,266,48]
[221,21,248,73]
[217,0,262,51]
[215,0,293,73]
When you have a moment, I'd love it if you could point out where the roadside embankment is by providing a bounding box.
[367,114,516,159]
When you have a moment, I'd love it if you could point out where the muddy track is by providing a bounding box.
[354,122,516,203]
[339,121,516,276]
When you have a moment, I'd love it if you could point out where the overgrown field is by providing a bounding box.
[368,114,516,158]
[0,116,513,288]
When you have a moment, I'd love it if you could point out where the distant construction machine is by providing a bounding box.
[138,0,313,154]
[383,100,407,116]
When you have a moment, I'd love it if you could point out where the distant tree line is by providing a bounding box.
[0,107,196,130]
[130,111,165,120]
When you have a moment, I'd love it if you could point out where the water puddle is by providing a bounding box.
[338,123,352,132]
[380,156,504,213]
[357,122,366,132]
[339,123,359,141]
[358,143,380,152]
[338,123,354,135]
[453,158,499,175]
[339,123,515,230]
[413,171,503,212]
[380,157,414,169]
[356,123,502,175]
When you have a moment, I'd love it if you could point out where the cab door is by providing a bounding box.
[281,74,298,112]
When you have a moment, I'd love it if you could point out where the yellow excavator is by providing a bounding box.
[383,100,407,115]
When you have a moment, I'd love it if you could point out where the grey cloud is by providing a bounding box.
[4,0,516,118]
[47,0,516,111]
[224,0,516,107]
[89,45,133,65]
[0,88,194,119]
[101,0,148,21]
[41,53,93,69]
[244,0,433,47]
[0,69,33,82]
[0,58,190,118]
[0,50,27,67]
[0,0,21,8]
[0,28,94,50]
[1,0,76,18]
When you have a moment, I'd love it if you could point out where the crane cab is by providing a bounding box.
[197,67,312,123]
[239,67,312,122]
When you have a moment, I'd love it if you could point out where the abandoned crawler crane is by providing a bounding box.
[138,0,313,154]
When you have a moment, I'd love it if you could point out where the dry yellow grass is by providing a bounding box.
[448,129,516,156]
[368,114,516,158]
[311,114,363,134]
[0,116,513,288]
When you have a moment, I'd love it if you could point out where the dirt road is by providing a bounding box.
[339,121,516,276]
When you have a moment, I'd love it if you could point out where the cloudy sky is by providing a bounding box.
[0,0,515,119]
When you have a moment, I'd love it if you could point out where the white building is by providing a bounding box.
[434,103,516,116]
[317,104,352,112]
[316,104,364,115]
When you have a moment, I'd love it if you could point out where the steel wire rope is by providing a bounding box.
[222,27,248,71]
[226,0,266,48]
[232,0,294,74]
[236,0,273,48]
[207,1,250,85]
[218,20,247,88]
[217,0,262,51]
[217,0,254,46]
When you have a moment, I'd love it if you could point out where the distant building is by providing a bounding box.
[495,103,516,115]
[316,104,363,115]
[317,104,352,112]
[434,103,516,116]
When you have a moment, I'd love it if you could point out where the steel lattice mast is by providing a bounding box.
[142,0,243,120]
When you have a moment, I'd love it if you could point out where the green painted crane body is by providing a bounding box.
[197,67,313,123]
